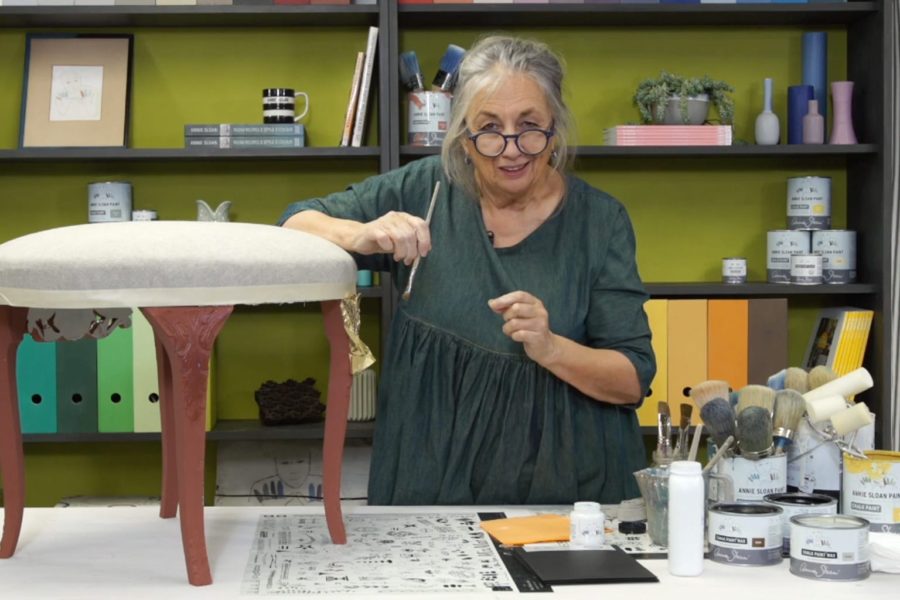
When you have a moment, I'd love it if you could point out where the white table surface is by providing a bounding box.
[0,505,894,599]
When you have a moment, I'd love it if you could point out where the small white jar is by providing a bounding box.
[569,501,605,548]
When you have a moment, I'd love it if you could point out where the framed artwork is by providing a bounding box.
[19,34,134,148]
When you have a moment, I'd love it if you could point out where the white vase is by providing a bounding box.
[755,78,780,145]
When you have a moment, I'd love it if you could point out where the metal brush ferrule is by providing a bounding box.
[737,443,774,460]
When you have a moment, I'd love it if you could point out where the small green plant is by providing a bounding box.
[634,71,735,125]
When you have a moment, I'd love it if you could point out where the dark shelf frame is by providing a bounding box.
[646,282,878,298]
[23,419,376,443]
[0,147,381,162]
[402,144,879,159]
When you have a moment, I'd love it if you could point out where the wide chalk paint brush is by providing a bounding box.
[689,379,730,412]
[807,364,839,392]
[736,384,776,416]
[772,389,805,453]
[699,397,735,450]
[736,405,773,459]
[432,44,466,92]
[783,367,809,394]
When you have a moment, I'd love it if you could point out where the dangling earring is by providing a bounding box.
[464,153,472,166]
[550,150,559,166]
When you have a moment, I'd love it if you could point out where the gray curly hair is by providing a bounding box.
[441,35,574,200]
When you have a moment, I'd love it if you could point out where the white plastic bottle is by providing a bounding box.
[569,501,605,548]
[667,460,705,576]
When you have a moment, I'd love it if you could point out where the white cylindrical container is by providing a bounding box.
[569,501,605,548]
[790,253,823,284]
[88,181,132,223]
[722,257,747,284]
[668,461,705,576]
[812,229,857,283]
[789,514,870,580]
[787,176,831,230]
[767,230,810,283]
[408,91,452,147]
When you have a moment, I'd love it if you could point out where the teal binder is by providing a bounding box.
[98,324,134,432]
[56,338,99,433]
[16,334,57,434]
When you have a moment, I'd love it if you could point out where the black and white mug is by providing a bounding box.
[262,88,309,123]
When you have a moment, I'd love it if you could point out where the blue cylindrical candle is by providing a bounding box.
[788,85,815,144]
[802,32,828,126]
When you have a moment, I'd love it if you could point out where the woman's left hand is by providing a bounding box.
[488,291,560,365]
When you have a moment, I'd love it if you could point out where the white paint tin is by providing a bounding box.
[408,91,451,147]
[790,253,823,285]
[767,230,810,283]
[841,450,900,533]
[88,181,132,223]
[763,492,837,554]
[708,503,783,566]
[789,514,870,580]
[716,454,787,502]
[569,501,605,548]
[812,230,857,284]
[722,257,747,284]
[787,176,831,230]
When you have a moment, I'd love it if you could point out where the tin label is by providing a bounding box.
[790,253,823,285]
[708,505,783,566]
[88,182,132,223]
[408,91,451,147]
[842,451,900,532]
[717,455,787,502]
[787,176,831,230]
[763,493,837,553]
[767,230,810,283]
[722,258,747,284]
[789,516,869,580]
[812,230,857,284]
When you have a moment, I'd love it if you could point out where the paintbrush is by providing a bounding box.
[699,397,735,450]
[736,405,773,459]
[673,403,693,460]
[702,435,734,475]
[688,379,730,412]
[401,181,441,301]
[399,50,425,92]
[432,44,466,92]
[783,366,809,394]
[653,401,672,466]
[736,384,776,416]
[771,389,805,453]
[807,364,839,392]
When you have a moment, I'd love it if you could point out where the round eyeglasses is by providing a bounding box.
[467,127,555,158]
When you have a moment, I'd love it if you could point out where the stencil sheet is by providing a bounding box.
[241,513,515,595]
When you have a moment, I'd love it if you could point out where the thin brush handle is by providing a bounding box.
[401,181,441,301]
[702,435,734,475]
[688,423,704,462]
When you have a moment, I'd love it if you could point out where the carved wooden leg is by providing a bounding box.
[0,306,28,558]
[155,337,178,519]
[321,300,352,545]
[141,306,232,586]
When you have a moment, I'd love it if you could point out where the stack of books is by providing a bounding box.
[183,123,305,150]
[802,307,874,378]
[603,125,733,147]
[340,26,379,147]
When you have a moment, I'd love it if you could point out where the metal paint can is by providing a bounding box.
[812,230,857,284]
[408,91,451,147]
[708,503,783,566]
[789,514,870,581]
[722,257,747,284]
[790,253,823,285]
[763,492,837,554]
[767,230,810,283]
[787,176,831,230]
[88,181,132,223]
[716,454,787,502]
[841,450,900,532]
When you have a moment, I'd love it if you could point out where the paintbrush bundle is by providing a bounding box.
[736,384,775,415]
[398,44,466,94]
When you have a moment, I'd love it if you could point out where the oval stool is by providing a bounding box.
[0,221,359,586]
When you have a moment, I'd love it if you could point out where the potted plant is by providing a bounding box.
[634,71,735,125]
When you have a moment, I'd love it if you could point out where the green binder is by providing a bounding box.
[56,338,99,433]
[98,324,134,432]
[16,334,57,434]
[132,310,161,433]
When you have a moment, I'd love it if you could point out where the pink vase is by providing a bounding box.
[829,81,858,144]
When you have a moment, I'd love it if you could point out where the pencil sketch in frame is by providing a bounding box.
[19,34,134,148]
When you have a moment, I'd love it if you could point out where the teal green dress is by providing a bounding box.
[279,156,655,505]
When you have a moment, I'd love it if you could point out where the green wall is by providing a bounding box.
[2,25,847,505]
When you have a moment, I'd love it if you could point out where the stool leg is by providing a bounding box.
[155,337,178,519]
[0,306,28,558]
[141,306,232,586]
[321,300,352,545]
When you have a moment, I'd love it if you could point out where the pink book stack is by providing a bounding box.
[604,125,733,146]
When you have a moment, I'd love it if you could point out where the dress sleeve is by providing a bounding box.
[276,157,442,272]
[586,203,656,403]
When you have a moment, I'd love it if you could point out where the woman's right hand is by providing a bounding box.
[350,211,432,265]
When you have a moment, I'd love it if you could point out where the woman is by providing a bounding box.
[280,36,655,505]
